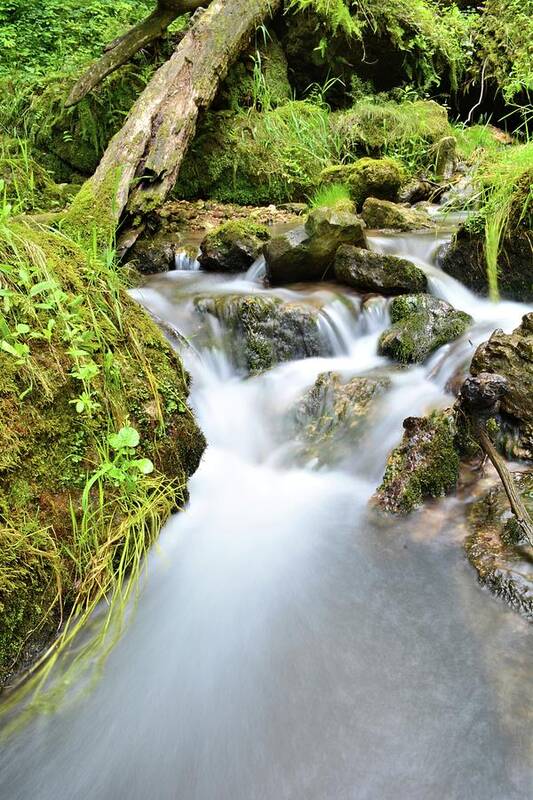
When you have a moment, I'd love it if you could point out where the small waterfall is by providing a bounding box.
[245,254,267,281]
[174,249,201,271]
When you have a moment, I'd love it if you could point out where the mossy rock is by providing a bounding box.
[198,220,270,272]
[193,293,330,373]
[217,33,291,111]
[465,472,533,620]
[375,410,460,513]
[334,244,427,294]
[379,294,472,364]
[361,197,432,231]
[319,158,405,208]
[293,371,390,465]
[265,208,366,284]
[470,312,533,460]
[0,223,205,685]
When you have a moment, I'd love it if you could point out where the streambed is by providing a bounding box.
[0,227,531,799]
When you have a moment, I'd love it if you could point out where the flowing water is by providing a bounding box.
[1,226,532,799]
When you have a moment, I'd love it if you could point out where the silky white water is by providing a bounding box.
[1,228,532,799]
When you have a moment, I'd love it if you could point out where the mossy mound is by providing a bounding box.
[193,293,329,373]
[379,294,472,364]
[465,472,533,620]
[198,220,270,272]
[319,158,405,208]
[0,221,205,685]
[375,410,460,513]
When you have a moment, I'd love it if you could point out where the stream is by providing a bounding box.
[1,225,532,799]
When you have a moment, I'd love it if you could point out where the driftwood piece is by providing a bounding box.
[65,1,206,108]
[459,373,533,547]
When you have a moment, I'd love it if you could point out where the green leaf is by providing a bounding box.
[108,426,140,451]
[132,458,154,475]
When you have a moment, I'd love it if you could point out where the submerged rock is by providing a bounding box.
[264,207,366,284]
[465,472,533,620]
[198,220,270,272]
[194,294,329,373]
[374,410,459,513]
[334,244,427,295]
[378,294,472,364]
[319,157,404,208]
[294,371,390,464]
[361,197,432,231]
[470,312,533,460]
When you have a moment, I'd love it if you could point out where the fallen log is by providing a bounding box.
[65,0,281,233]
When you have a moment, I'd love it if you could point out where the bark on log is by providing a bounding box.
[70,0,281,227]
[65,0,206,108]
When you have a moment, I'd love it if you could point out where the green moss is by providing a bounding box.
[319,157,405,207]
[376,411,460,513]
[208,219,270,249]
[62,167,122,246]
[0,220,205,684]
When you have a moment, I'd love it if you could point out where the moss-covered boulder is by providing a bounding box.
[440,225,533,303]
[465,472,533,620]
[194,294,330,373]
[440,167,533,302]
[265,207,366,284]
[470,312,533,460]
[293,371,390,465]
[198,220,270,272]
[334,244,427,294]
[362,197,432,231]
[433,135,457,180]
[129,233,178,274]
[0,224,205,686]
[374,411,460,513]
[319,158,405,208]
[379,294,472,364]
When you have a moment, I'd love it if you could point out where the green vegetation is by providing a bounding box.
[285,0,473,92]
[0,186,204,705]
[309,183,353,211]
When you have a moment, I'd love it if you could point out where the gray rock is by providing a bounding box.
[264,207,366,284]
[194,294,330,373]
[378,294,472,364]
[198,220,270,272]
[334,244,427,294]
[130,235,176,274]
[361,197,432,231]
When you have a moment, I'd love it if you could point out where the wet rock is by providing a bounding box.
[470,313,533,460]
[194,294,329,373]
[439,175,475,210]
[434,135,456,180]
[334,244,427,295]
[465,472,533,620]
[439,224,533,302]
[378,294,472,364]
[399,179,435,205]
[374,410,459,513]
[361,197,432,231]
[264,207,366,284]
[129,234,177,274]
[198,220,270,272]
[319,157,404,208]
[294,371,390,464]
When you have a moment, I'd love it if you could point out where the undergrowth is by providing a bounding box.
[0,191,204,721]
